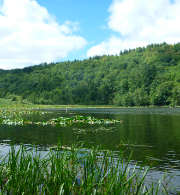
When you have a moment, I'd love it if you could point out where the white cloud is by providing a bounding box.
[87,35,147,57]
[0,0,87,69]
[87,0,180,57]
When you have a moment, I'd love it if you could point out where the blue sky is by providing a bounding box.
[0,0,180,69]
[35,0,116,61]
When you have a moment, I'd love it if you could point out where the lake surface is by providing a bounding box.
[0,107,180,192]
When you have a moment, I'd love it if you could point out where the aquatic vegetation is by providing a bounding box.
[0,109,51,118]
[42,115,122,126]
[116,140,154,149]
[0,141,173,194]
[2,118,33,125]
[0,115,122,126]
[73,126,115,134]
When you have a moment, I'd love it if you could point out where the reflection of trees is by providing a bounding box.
[1,109,180,169]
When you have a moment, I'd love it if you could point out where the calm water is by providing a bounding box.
[0,107,180,191]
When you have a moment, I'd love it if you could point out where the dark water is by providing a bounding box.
[0,107,180,191]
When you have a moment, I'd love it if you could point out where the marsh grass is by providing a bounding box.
[0,99,116,109]
[0,99,16,107]
[0,141,172,195]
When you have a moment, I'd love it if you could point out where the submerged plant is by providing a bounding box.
[0,141,172,195]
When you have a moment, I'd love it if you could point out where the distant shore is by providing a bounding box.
[1,98,180,110]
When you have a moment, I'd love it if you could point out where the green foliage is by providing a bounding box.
[0,141,170,194]
[173,42,180,52]
[151,82,174,106]
[1,42,180,106]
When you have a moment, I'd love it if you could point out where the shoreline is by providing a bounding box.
[1,100,180,110]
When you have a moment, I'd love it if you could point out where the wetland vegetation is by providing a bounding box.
[0,105,180,194]
[0,140,175,195]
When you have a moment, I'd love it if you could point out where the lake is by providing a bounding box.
[0,107,180,192]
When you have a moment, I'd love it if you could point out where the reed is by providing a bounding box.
[0,142,169,195]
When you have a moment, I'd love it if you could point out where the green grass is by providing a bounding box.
[0,98,33,109]
[0,141,175,195]
[1,97,173,110]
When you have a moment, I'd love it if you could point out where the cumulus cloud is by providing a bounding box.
[0,0,87,69]
[87,0,180,57]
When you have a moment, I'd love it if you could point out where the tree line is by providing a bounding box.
[1,42,180,106]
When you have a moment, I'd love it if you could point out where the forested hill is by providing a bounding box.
[1,42,180,106]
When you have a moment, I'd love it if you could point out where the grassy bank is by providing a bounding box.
[1,98,178,110]
[0,98,120,109]
[0,141,176,195]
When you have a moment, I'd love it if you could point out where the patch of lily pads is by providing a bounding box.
[1,118,33,125]
[0,110,51,118]
[0,115,122,126]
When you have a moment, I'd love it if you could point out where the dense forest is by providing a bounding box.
[1,42,180,106]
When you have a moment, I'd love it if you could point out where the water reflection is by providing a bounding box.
[0,107,180,190]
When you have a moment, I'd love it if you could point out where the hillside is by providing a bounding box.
[1,42,180,106]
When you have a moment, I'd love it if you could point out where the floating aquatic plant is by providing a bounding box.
[37,115,122,126]
[1,118,33,125]
[0,115,122,126]
[0,110,52,118]
[72,126,115,134]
